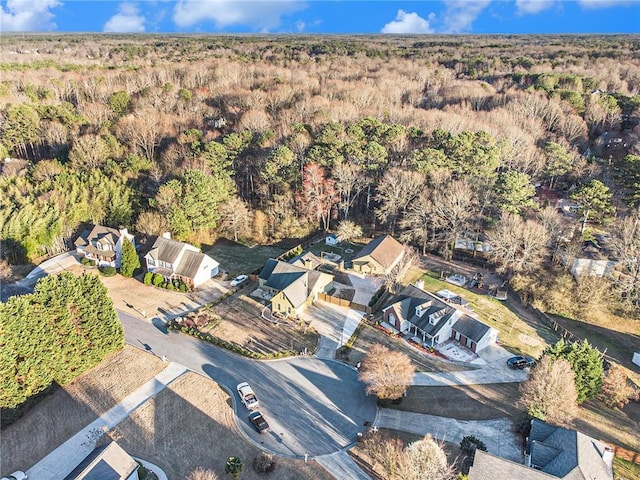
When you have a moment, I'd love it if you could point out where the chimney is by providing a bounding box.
[162,231,171,239]
[600,445,614,466]
[119,227,128,237]
[415,279,425,290]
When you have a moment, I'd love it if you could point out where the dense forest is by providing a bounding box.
[0,34,639,321]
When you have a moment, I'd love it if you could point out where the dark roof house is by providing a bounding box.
[74,225,135,268]
[63,441,139,480]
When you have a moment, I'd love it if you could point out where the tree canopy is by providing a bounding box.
[0,272,124,420]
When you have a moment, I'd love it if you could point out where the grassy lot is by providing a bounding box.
[391,383,522,421]
[0,346,165,475]
[110,371,334,480]
[306,239,364,267]
[614,456,640,480]
[203,238,287,278]
[338,322,474,373]
[413,270,556,358]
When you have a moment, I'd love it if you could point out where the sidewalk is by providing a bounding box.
[26,362,188,480]
[374,409,523,463]
[316,450,372,480]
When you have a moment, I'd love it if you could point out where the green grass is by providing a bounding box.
[203,238,286,278]
[614,456,640,480]
[417,271,554,357]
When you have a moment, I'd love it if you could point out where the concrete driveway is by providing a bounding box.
[375,409,523,463]
[347,272,384,305]
[119,312,378,458]
[301,303,365,360]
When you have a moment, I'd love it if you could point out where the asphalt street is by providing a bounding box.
[119,311,378,458]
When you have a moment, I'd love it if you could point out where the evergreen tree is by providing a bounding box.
[119,238,140,277]
[544,339,604,404]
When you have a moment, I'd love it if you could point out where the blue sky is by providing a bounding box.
[1,0,639,34]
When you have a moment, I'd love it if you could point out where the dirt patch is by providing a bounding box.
[337,322,474,373]
[109,372,334,480]
[390,383,522,421]
[0,346,165,475]
[203,292,320,356]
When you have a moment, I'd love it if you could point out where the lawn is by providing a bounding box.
[203,238,287,278]
[306,239,364,268]
[614,456,640,480]
[412,269,556,358]
[338,321,475,373]
[0,346,166,475]
[110,371,334,480]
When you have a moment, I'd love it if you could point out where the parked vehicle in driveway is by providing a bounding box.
[230,274,249,287]
[237,382,259,409]
[507,355,535,369]
[1,472,27,480]
[249,411,270,433]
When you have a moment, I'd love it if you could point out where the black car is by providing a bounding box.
[249,411,270,433]
[507,355,535,369]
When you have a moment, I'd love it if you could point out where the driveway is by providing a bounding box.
[347,273,384,306]
[301,303,365,360]
[119,311,378,458]
[375,408,523,463]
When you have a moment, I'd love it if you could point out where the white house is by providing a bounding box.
[383,283,498,353]
[325,233,339,246]
[145,233,219,288]
[74,225,135,268]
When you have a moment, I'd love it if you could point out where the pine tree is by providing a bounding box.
[119,238,140,277]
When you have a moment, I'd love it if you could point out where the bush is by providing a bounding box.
[80,256,95,267]
[99,266,116,277]
[167,282,175,291]
[178,282,188,292]
[253,452,276,473]
[152,273,163,286]
[143,272,153,285]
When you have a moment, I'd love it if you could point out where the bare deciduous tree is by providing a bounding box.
[186,467,219,480]
[599,363,638,408]
[218,197,253,242]
[68,134,110,171]
[519,356,577,425]
[431,179,476,259]
[487,213,550,275]
[384,246,418,294]
[362,431,407,479]
[333,162,366,219]
[399,434,454,480]
[608,209,640,310]
[135,211,169,236]
[359,344,415,400]
[375,167,424,234]
[336,220,363,243]
[400,194,434,255]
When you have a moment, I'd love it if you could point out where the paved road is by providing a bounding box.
[119,311,377,458]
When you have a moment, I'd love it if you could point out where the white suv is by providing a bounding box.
[236,382,259,410]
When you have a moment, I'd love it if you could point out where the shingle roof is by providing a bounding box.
[288,251,323,270]
[469,450,556,480]
[354,235,404,269]
[528,419,613,480]
[148,236,188,265]
[74,225,121,248]
[63,441,138,480]
[451,315,492,343]
[259,259,332,309]
[175,250,207,280]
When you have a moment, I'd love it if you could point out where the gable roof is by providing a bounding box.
[354,235,404,269]
[288,251,323,270]
[63,441,138,480]
[469,450,556,480]
[175,250,215,279]
[259,258,332,309]
[147,236,190,265]
[528,419,612,480]
[451,315,491,343]
[74,225,122,248]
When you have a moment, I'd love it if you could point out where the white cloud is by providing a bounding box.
[381,10,435,34]
[173,0,306,31]
[441,0,490,33]
[515,0,555,15]
[0,0,60,32]
[104,3,146,33]
[578,0,634,8]
[295,19,305,31]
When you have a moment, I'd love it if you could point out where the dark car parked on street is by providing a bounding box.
[507,355,535,369]
[249,411,270,433]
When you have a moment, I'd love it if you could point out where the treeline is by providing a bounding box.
[0,273,124,425]
[0,35,638,316]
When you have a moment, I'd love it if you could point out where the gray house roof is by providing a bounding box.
[354,235,404,269]
[469,450,556,480]
[74,225,122,249]
[259,258,332,309]
[146,236,218,282]
[451,315,491,343]
[64,441,138,480]
[147,236,187,265]
[528,419,613,480]
[176,250,209,279]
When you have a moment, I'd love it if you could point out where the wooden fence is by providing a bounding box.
[318,292,372,314]
[607,443,640,464]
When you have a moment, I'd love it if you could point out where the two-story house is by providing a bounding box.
[75,225,135,268]
[144,233,219,288]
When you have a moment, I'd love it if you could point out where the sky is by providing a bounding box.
[0,0,639,35]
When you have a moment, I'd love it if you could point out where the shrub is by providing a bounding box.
[167,282,175,291]
[179,282,188,292]
[152,273,163,286]
[253,452,276,473]
[80,256,95,267]
[99,266,116,277]
[143,272,153,285]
